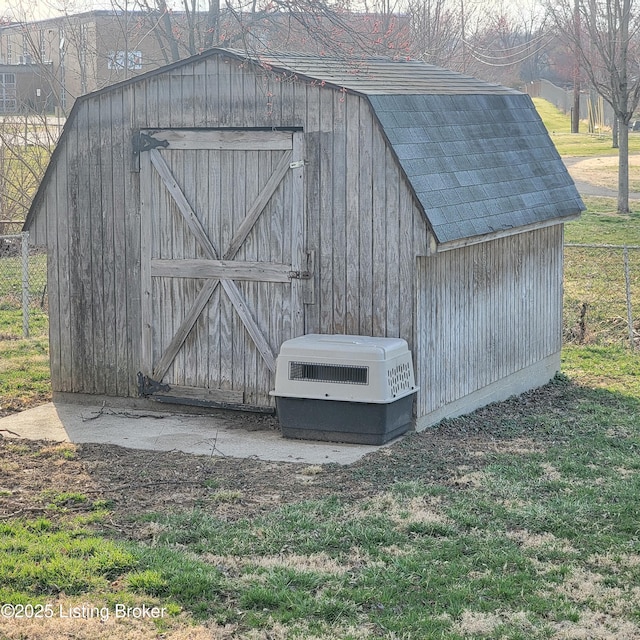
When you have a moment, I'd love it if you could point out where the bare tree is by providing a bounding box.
[548,0,640,213]
[458,0,551,86]
[0,111,58,230]
[124,0,411,61]
[406,0,463,69]
[0,4,64,228]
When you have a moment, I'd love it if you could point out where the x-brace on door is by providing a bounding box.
[138,129,306,409]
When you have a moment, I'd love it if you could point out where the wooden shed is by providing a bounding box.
[24,49,584,429]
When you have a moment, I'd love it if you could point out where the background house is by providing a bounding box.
[24,49,584,429]
[0,62,53,114]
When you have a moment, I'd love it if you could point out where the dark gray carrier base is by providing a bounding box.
[276,395,413,445]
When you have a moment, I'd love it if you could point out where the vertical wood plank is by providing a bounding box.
[398,177,414,351]
[125,83,143,395]
[278,70,294,124]
[192,63,207,128]
[303,84,321,334]
[205,57,219,126]
[145,75,160,129]
[318,87,334,332]
[252,149,272,405]
[181,65,196,128]
[218,148,233,389]
[166,148,182,385]
[230,60,244,128]
[93,93,110,395]
[290,132,305,338]
[112,87,129,395]
[207,148,222,389]
[242,60,258,127]
[345,93,360,335]
[332,90,347,333]
[193,149,209,389]
[70,102,93,393]
[371,122,387,337]
[232,148,248,398]
[181,147,198,388]
[46,142,62,391]
[358,99,373,337]
[139,150,153,376]
[159,150,175,383]
[166,72,179,128]
[415,257,424,416]
[385,147,400,337]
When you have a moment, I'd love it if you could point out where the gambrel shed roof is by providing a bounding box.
[246,52,584,245]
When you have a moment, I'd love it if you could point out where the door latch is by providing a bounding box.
[288,270,311,279]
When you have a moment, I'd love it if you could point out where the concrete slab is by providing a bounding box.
[0,402,385,465]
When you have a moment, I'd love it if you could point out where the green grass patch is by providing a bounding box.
[0,311,50,410]
[565,198,640,245]
[138,499,580,636]
[0,518,138,600]
[562,344,640,396]
[533,97,640,156]
[0,515,220,623]
[127,547,226,619]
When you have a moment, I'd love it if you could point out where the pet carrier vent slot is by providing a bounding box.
[387,361,413,397]
[289,362,368,385]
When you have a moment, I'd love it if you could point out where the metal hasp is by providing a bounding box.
[288,249,314,280]
[137,372,171,396]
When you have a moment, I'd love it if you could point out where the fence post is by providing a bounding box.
[21,230,29,338]
[623,246,634,350]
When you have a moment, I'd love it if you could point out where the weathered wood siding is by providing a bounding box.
[31,54,429,400]
[416,225,564,419]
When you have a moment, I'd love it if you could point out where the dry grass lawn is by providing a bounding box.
[567,154,640,192]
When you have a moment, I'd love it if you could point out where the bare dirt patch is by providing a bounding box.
[0,380,580,532]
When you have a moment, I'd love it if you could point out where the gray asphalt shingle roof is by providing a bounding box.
[369,92,583,243]
[252,52,585,245]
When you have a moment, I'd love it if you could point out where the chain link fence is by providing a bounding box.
[564,244,639,349]
[0,231,47,337]
[1,237,637,348]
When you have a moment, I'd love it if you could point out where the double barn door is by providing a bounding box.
[139,129,305,409]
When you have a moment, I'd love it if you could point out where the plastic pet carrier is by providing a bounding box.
[271,334,418,444]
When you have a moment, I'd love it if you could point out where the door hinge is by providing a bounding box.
[133,132,169,155]
[289,160,305,169]
[132,132,169,172]
[137,372,171,396]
